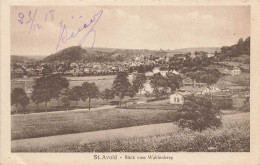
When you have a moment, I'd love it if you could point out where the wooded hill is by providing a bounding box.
[42,46,222,64]
[220,37,250,57]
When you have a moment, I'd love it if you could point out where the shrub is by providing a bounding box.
[174,96,222,131]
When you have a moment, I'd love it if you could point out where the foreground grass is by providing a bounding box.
[11,109,176,140]
[48,120,249,152]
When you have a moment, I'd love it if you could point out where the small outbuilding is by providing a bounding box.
[169,91,192,104]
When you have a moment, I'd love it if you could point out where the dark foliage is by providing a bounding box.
[11,88,30,113]
[174,96,222,131]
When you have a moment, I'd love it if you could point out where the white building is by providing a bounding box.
[70,62,78,68]
[201,87,211,95]
[140,81,154,94]
[206,53,215,58]
[145,71,153,77]
[209,85,222,93]
[224,67,241,76]
[152,67,160,74]
[160,70,168,76]
[230,67,241,76]
[190,52,196,58]
[169,91,192,104]
[83,68,91,73]
[135,56,141,61]
[169,70,180,75]
[152,67,169,76]
[207,84,230,93]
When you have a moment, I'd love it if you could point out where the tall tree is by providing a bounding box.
[100,89,115,103]
[52,75,69,107]
[150,73,168,98]
[166,73,182,93]
[127,85,136,102]
[11,88,30,114]
[69,86,83,107]
[31,74,69,112]
[31,90,40,111]
[112,71,131,107]
[132,73,147,94]
[60,88,70,111]
[81,82,99,110]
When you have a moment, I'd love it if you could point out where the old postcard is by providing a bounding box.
[1,0,260,164]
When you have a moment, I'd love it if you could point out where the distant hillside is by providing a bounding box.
[43,46,167,63]
[42,46,225,63]
[11,55,45,64]
[171,47,220,54]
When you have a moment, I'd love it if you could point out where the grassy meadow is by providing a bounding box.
[11,108,177,140]
[67,75,116,91]
[47,113,250,152]
[75,121,249,152]
[125,99,181,110]
[22,112,249,152]
[220,73,250,86]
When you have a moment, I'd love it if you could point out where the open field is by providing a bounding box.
[220,73,250,86]
[67,75,116,91]
[125,99,181,110]
[12,75,116,92]
[11,108,177,140]
[43,112,249,152]
[220,61,250,70]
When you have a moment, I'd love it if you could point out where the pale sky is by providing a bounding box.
[11,6,250,56]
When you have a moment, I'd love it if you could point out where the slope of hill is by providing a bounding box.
[43,46,86,63]
[11,55,45,64]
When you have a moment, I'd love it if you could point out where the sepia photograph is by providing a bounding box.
[9,6,252,153]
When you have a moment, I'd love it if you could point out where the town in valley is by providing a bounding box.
[10,6,250,153]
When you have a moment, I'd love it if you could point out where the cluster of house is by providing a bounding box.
[134,66,248,107]
[144,67,179,77]
[11,64,44,78]
[11,50,218,78]
[62,62,126,76]
[62,51,216,76]
[169,78,248,106]
[166,51,215,60]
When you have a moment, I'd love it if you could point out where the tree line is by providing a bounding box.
[11,70,183,114]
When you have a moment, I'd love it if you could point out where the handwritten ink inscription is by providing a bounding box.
[56,9,103,51]
[17,9,103,51]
